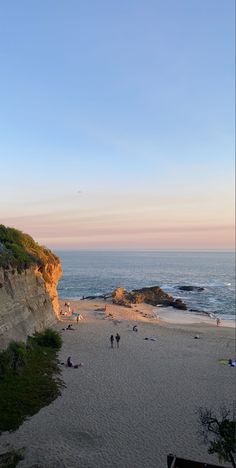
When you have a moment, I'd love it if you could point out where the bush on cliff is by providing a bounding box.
[0,224,59,275]
[0,328,63,432]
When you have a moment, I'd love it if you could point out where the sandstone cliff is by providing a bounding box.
[0,225,62,349]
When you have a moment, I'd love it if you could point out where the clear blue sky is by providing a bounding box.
[0,1,235,249]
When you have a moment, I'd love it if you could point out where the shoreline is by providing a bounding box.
[59,298,235,329]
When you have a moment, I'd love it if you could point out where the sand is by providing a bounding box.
[0,299,235,468]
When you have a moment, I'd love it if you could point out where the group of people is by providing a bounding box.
[110,333,120,348]
[60,302,72,317]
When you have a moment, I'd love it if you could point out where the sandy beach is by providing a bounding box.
[0,299,235,468]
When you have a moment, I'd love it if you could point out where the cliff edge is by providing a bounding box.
[0,225,62,349]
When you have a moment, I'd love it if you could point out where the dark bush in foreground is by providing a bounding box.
[0,330,64,432]
[32,328,62,349]
[0,329,62,380]
[0,448,25,467]
[0,342,27,377]
[198,407,236,467]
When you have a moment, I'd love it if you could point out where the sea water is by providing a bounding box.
[57,251,235,321]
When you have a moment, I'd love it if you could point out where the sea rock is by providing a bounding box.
[178,286,204,292]
[172,298,187,310]
[189,308,216,318]
[112,286,187,310]
[111,288,132,307]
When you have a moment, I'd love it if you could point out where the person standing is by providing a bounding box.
[110,335,114,348]
[115,333,120,348]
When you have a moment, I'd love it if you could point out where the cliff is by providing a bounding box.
[0,225,62,349]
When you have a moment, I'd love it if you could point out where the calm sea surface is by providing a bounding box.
[57,251,235,321]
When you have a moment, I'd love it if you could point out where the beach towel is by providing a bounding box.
[219,359,236,366]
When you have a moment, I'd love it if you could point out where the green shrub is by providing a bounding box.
[0,349,9,377]
[0,224,60,273]
[0,330,62,379]
[0,341,63,432]
[32,328,62,350]
[0,341,27,377]
[7,342,28,371]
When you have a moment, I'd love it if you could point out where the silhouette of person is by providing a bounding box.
[115,333,120,348]
[110,335,114,348]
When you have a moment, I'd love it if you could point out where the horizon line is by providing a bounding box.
[53,248,235,253]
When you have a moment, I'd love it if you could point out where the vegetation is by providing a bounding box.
[0,329,64,433]
[0,449,25,468]
[0,224,59,276]
[198,407,236,467]
[0,341,27,375]
[32,328,62,349]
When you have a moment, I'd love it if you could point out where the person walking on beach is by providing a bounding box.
[115,333,120,348]
[110,335,114,348]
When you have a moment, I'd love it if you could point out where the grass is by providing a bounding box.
[0,330,64,433]
[0,224,60,276]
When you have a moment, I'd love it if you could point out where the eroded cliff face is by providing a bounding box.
[0,260,62,349]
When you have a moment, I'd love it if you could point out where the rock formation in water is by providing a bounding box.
[112,286,187,310]
[178,286,204,292]
[0,225,62,349]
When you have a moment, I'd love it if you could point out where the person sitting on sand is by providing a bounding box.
[229,359,236,367]
[67,356,74,367]
[66,324,74,330]
[133,325,138,332]
[67,356,83,368]
[77,313,83,321]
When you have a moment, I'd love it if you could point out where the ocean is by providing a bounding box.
[57,250,235,322]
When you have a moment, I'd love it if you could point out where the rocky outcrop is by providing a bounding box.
[0,225,62,349]
[0,262,62,349]
[178,286,204,292]
[112,286,187,310]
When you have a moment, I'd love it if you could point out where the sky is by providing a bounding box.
[0,0,235,250]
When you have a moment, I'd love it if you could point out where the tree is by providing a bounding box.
[198,407,236,467]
